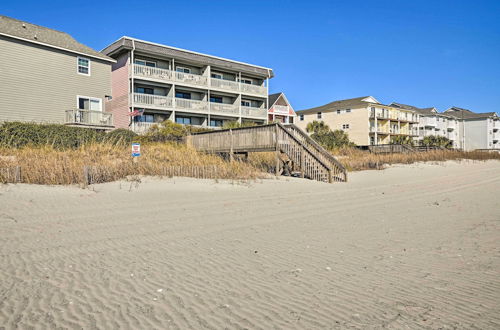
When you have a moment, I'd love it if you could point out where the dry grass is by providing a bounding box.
[335,148,500,171]
[0,143,267,185]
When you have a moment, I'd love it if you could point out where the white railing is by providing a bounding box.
[133,93,173,109]
[133,64,173,81]
[175,98,208,112]
[240,83,267,95]
[273,105,290,115]
[210,78,240,92]
[422,117,437,127]
[175,71,208,86]
[65,110,113,127]
[132,122,157,134]
[493,121,500,129]
[210,103,239,116]
[241,106,267,118]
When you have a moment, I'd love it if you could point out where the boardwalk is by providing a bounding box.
[187,123,347,183]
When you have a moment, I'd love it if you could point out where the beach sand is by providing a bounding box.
[1,160,499,329]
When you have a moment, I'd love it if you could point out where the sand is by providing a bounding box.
[1,160,499,329]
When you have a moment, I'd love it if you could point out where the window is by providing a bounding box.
[241,99,251,107]
[210,96,223,103]
[176,116,191,125]
[211,72,223,79]
[210,119,223,127]
[134,114,154,123]
[175,92,191,99]
[136,87,154,94]
[176,66,191,74]
[135,59,156,67]
[239,78,253,85]
[346,109,351,113]
[317,112,322,119]
[77,96,101,111]
[299,114,304,121]
[342,124,350,129]
[77,57,90,75]
[337,110,341,114]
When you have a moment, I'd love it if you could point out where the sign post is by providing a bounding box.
[131,143,140,163]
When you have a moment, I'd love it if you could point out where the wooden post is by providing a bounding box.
[328,169,333,184]
[300,148,305,178]
[83,166,89,186]
[275,124,280,177]
[229,129,234,162]
[14,166,21,183]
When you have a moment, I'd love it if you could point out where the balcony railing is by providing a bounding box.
[273,105,290,115]
[132,122,157,134]
[132,64,267,96]
[133,93,173,109]
[210,78,240,92]
[240,83,267,95]
[210,103,239,116]
[65,109,113,127]
[175,98,208,112]
[241,106,267,118]
[134,65,173,81]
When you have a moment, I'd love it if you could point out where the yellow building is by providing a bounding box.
[295,96,419,145]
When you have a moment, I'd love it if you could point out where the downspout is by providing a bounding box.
[130,39,136,129]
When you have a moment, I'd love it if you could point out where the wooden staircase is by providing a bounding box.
[187,123,347,183]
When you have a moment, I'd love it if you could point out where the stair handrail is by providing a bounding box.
[282,124,347,176]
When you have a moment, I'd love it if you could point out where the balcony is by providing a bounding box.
[175,98,209,112]
[272,105,290,115]
[133,93,173,109]
[240,82,267,95]
[210,103,239,116]
[133,63,267,97]
[210,78,240,92]
[493,120,500,131]
[423,117,437,127]
[369,127,390,134]
[65,109,113,128]
[241,106,267,118]
[132,122,157,134]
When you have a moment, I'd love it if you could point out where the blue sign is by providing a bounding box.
[131,143,141,157]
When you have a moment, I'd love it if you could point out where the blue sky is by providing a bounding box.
[3,0,499,113]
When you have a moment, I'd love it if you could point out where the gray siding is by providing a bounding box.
[0,36,111,124]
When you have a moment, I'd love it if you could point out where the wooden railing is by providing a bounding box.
[210,78,240,92]
[241,106,267,118]
[210,103,239,116]
[65,110,113,127]
[187,123,347,183]
[175,98,208,112]
[133,93,173,109]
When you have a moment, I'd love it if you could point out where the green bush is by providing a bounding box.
[0,122,140,149]
[306,120,355,149]
[0,122,104,148]
[104,128,138,145]
[141,120,210,143]
[422,135,452,148]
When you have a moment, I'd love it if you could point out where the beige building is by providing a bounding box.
[0,15,115,129]
[101,37,273,133]
[296,96,419,146]
[391,103,460,148]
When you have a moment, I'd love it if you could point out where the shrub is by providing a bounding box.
[0,122,104,149]
[141,120,210,143]
[422,135,452,148]
[306,121,355,149]
[104,128,138,145]
[390,135,414,145]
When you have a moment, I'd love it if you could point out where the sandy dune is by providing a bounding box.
[1,160,499,329]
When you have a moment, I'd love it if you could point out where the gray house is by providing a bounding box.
[0,15,115,129]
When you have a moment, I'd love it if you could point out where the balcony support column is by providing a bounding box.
[374,117,378,145]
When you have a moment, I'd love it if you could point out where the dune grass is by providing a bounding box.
[0,143,267,185]
[335,148,500,171]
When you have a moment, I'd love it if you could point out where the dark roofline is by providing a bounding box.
[0,15,114,63]
[102,36,274,78]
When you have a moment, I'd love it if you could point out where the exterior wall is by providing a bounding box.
[464,119,488,150]
[107,52,130,129]
[0,36,112,124]
[296,106,370,145]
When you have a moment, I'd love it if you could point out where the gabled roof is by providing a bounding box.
[444,107,498,119]
[390,102,438,116]
[0,15,114,62]
[296,96,381,114]
[268,92,296,115]
[102,36,273,78]
[268,93,282,109]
